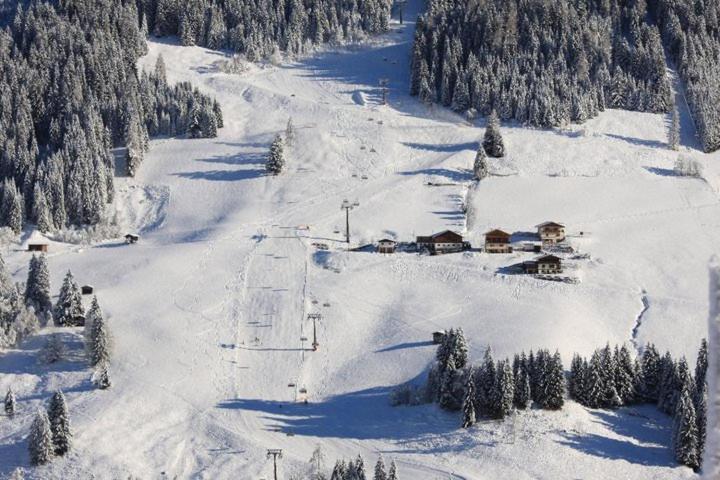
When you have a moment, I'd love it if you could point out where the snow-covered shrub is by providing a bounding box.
[38,334,65,365]
[389,383,426,406]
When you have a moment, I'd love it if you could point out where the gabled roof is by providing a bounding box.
[536,221,565,228]
[431,230,462,239]
[484,229,511,237]
[378,238,396,244]
[536,254,562,264]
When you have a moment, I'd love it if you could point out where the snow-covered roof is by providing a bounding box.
[536,221,565,228]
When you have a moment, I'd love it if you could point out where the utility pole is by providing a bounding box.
[266,449,283,480]
[379,78,390,105]
[341,199,359,244]
[308,313,321,351]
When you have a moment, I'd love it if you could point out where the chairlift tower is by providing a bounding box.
[341,199,359,244]
[308,313,322,351]
[266,449,283,480]
[379,78,390,105]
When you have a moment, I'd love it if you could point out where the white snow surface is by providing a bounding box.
[1,2,720,478]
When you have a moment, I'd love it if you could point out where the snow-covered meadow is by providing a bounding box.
[1,0,719,478]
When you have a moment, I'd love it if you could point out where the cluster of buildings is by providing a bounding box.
[373,221,569,275]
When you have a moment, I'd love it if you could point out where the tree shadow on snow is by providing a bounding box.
[173,169,265,182]
[402,141,477,153]
[643,166,678,177]
[605,134,667,150]
[397,168,472,183]
[0,330,88,376]
[557,407,674,467]
[217,385,462,442]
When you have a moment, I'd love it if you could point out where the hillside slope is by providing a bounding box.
[0,0,719,478]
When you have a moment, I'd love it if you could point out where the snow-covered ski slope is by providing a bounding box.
[1,1,720,478]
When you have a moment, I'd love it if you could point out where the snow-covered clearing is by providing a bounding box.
[1,1,719,478]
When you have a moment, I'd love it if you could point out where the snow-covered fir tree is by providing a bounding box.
[540,351,565,410]
[4,388,16,417]
[47,390,72,456]
[266,134,285,175]
[84,296,103,354]
[53,271,85,327]
[514,359,531,410]
[355,454,367,480]
[482,111,505,158]
[373,456,387,480]
[308,444,326,479]
[494,360,515,419]
[28,409,54,466]
[461,373,476,428]
[473,145,488,181]
[93,361,112,390]
[90,312,110,367]
[24,255,51,316]
[641,343,662,402]
[614,345,636,405]
[475,347,497,416]
[439,355,460,411]
[599,344,621,408]
[387,460,398,480]
[674,385,701,470]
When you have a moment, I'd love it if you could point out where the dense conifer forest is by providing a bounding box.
[138,0,393,60]
[410,0,720,153]
[0,0,222,233]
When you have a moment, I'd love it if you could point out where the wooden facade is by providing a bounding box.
[484,229,513,254]
[28,244,48,253]
[536,221,566,245]
[416,230,465,254]
[377,239,397,254]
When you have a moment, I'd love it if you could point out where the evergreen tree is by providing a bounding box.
[266,134,285,175]
[330,460,346,480]
[90,313,110,367]
[53,271,85,327]
[495,360,515,419]
[461,373,476,428]
[569,353,585,402]
[674,386,700,470]
[28,409,53,466]
[514,364,531,410]
[482,111,505,158]
[24,255,51,315]
[599,344,621,408]
[39,334,65,365]
[614,345,636,404]
[583,353,604,408]
[355,454,366,480]
[93,361,112,390]
[84,296,103,353]
[541,351,565,410]
[5,388,16,417]
[439,356,459,410]
[373,456,387,480]
[473,145,488,181]
[387,460,397,480]
[695,339,708,394]
[47,390,72,456]
[475,347,496,416]
[641,344,661,401]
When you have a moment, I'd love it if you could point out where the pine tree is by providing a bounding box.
[155,54,167,83]
[266,134,285,175]
[475,347,496,416]
[373,456,387,480]
[614,345,636,405]
[439,355,459,410]
[482,110,505,158]
[541,351,565,410]
[641,344,661,401]
[90,313,110,367]
[600,344,621,408]
[473,145,488,181]
[514,363,531,410]
[28,409,53,466]
[355,454,366,480]
[452,328,469,369]
[695,380,707,463]
[24,254,52,314]
[84,296,103,353]
[53,270,84,327]
[308,444,326,479]
[583,353,604,408]
[93,361,112,390]
[569,353,584,402]
[461,373,476,428]
[387,460,397,480]
[5,388,16,417]
[47,390,72,456]
[495,360,515,419]
[40,334,65,364]
[674,386,700,470]
[330,460,346,480]
[695,339,708,394]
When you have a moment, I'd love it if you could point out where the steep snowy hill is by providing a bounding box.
[0,1,719,478]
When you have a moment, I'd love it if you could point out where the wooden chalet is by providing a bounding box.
[416,230,465,254]
[377,239,397,254]
[484,229,513,254]
[523,254,563,274]
[125,233,140,244]
[536,221,566,245]
[28,243,48,253]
